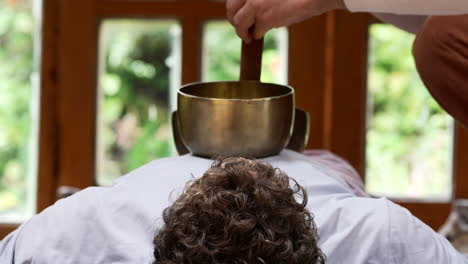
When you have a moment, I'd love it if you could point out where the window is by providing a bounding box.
[366,24,453,199]
[96,20,181,185]
[0,0,40,223]
[2,1,467,238]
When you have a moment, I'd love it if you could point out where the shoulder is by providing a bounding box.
[385,200,468,263]
[8,155,213,263]
[11,187,108,262]
[112,154,212,188]
[267,150,355,196]
[315,197,392,263]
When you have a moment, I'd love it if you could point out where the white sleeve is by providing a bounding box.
[0,188,105,263]
[345,0,468,15]
[385,200,468,263]
[0,230,19,263]
[372,13,427,34]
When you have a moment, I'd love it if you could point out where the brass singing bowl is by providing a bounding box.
[173,108,310,156]
[177,81,295,158]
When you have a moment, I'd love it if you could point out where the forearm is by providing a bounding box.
[372,13,427,34]
[345,0,468,15]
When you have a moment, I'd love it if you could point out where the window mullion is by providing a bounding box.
[181,17,203,84]
[454,123,468,198]
[97,0,225,18]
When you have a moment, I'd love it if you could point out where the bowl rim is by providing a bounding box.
[178,81,294,102]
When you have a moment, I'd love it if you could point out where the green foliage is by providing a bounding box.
[366,24,452,198]
[97,21,176,185]
[204,21,286,83]
[0,0,35,216]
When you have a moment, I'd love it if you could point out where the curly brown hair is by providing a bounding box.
[153,157,325,264]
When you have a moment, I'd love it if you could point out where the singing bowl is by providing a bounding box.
[177,81,295,158]
[172,108,310,156]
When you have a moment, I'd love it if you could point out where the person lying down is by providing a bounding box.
[0,150,466,263]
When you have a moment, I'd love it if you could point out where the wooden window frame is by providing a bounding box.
[0,0,60,238]
[2,0,467,238]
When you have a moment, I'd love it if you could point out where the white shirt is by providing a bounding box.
[0,150,466,263]
[345,0,468,15]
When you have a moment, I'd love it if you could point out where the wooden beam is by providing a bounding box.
[55,0,98,189]
[322,11,369,176]
[37,0,60,214]
[97,0,225,18]
[289,15,328,150]
[454,123,468,198]
[181,16,202,84]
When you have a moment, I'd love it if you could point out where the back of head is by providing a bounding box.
[153,157,325,264]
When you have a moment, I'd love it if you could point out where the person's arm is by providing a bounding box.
[226,0,468,42]
[226,0,347,43]
[372,13,427,34]
[346,0,468,15]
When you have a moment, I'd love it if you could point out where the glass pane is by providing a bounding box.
[96,20,181,186]
[366,24,453,199]
[0,0,40,222]
[203,21,288,84]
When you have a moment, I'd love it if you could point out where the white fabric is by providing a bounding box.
[0,150,466,263]
[345,0,468,15]
[372,13,427,34]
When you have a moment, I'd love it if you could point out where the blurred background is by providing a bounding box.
[0,0,455,229]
